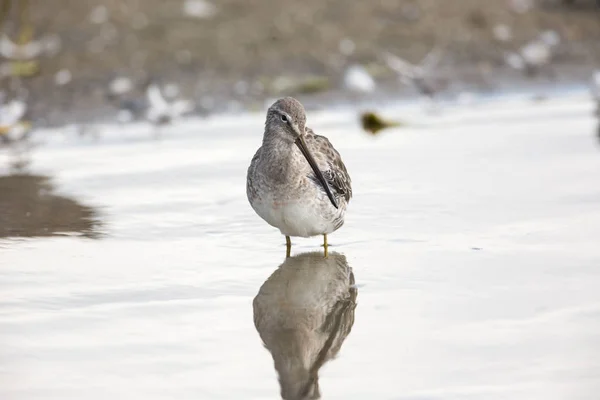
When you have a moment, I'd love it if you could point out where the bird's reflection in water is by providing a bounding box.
[253,252,358,400]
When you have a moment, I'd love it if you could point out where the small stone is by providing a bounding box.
[539,30,560,47]
[42,34,62,57]
[505,52,525,70]
[89,5,109,24]
[521,42,552,66]
[493,24,512,42]
[508,0,534,14]
[54,69,72,85]
[343,65,375,93]
[182,0,217,19]
[339,38,355,56]
[109,77,133,95]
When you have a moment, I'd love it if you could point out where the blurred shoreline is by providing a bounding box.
[1,0,599,127]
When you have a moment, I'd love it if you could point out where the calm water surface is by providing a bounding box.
[1,93,600,399]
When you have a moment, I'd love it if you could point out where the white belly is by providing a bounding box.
[251,195,338,238]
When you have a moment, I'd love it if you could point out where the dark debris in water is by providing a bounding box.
[360,111,404,135]
[0,174,103,239]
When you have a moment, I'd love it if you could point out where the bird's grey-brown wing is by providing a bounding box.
[305,128,352,203]
[246,147,262,202]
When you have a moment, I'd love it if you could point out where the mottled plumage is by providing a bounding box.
[253,251,358,400]
[303,128,352,203]
[246,97,352,254]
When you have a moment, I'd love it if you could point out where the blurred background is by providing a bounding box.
[0,0,598,126]
[1,2,600,400]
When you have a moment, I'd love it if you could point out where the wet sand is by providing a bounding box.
[0,174,102,239]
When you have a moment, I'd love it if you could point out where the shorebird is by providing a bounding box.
[246,97,352,257]
[253,251,357,400]
[109,80,195,128]
[145,82,195,126]
[382,47,445,99]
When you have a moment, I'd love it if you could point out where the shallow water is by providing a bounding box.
[1,93,600,399]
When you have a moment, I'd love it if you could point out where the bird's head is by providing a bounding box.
[265,96,307,144]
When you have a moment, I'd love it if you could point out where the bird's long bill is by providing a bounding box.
[295,136,339,209]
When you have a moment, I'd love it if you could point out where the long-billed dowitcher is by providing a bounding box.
[246,97,352,257]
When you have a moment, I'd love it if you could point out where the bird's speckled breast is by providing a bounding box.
[249,176,339,237]
[246,136,347,238]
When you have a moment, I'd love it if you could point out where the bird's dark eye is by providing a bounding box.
[280,114,288,123]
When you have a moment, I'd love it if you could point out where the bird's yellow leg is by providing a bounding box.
[323,234,328,257]
[286,235,291,258]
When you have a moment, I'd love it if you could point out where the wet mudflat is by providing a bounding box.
[1,91,600,399]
